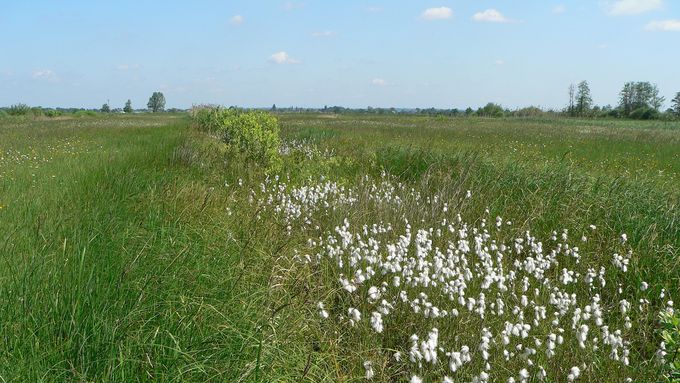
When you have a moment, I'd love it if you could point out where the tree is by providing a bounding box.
[478,102,504,117]
[271,104,277,111]
[147,92,166,112]
[619,82,635,116]
[567,83,576,116]
[575,81,592,116]
[123,99,133,113]
[618,82,664,117]
[670,92,680,118]
[100,103,110,113]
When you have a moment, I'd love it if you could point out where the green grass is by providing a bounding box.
[279,114,680,184]
[0,115,277,381]
[0,113,678,381]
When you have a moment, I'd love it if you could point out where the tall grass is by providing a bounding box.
[1,113,677,381]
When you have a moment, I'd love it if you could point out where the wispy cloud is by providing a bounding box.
[371,78,387,86]
[366,6,383,13]
[269,51,301,64]
[421,7,453,21]
[495,59,505,65]
[473,9,516,23]
[32,69,59,82]
[116,63,141,71]
[605,0,663,15]
[229,15,244,26]
[283,1,303,11]
[311,30,336,38]
[552,4,567,14]
[645,19,680,31]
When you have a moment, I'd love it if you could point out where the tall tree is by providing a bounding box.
[147,92,166,113]
[575,81,592,116]
[619,82,634,116]
[567,83,575,116]
[618,82,664,116]
[123,99,133,113]
[672,92,680,118]
[100,103,110,113]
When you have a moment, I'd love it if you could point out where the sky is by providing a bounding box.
[1,0,679,110]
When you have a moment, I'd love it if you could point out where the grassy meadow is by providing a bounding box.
[0,113,678,382]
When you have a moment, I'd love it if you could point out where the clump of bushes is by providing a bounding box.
[629,106,659,120]
[477,102,505,117]
[43,109,63,118]
[7,103,31,116]
[192,106,281,167]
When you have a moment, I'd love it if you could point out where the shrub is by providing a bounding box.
[30,107,44,117]
[7,103,31,116]
[514,106,545,118]
[477,102,505,117]
[44,109,63,118]
[191,105,225,133]
[192,106,281,167]
[629,106,659,120]
[659,310,680,381]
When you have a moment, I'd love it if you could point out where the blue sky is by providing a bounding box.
[1,0,679,109]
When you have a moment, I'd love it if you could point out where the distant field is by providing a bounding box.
[279,114,680,184]
[0,113,678,382]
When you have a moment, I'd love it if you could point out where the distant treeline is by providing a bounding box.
[0,104,185,118]
[270,81,680,120]
[3,82,679,120]
[270,104,561,118]
[0,91,178,117]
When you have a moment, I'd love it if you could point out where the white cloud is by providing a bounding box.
[473,9,513,23]
[371,78,387,86]
[311,30,335,37]
[598,43,609,48]
[645,19,680,31]
[283,1,303,11]
[421,7,453,21]
[552,4,567,14]
[229,15,244,26]
[366,6,383,13]
[269,51,301,64]
[116,63,141,71]
[32,69,59,82]
[606,0,663,15]
[495,59,505,65]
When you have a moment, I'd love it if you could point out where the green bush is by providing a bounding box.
[7,103,31,116]
[0,110,7,118]
[513,106,545,118]
[44,109,63,118]
[478,102,505,117]
[191,105,225,133]
[192,106,281,167]
[629,106,659,120]
[30,107,44,117]
[659,310,680,382]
